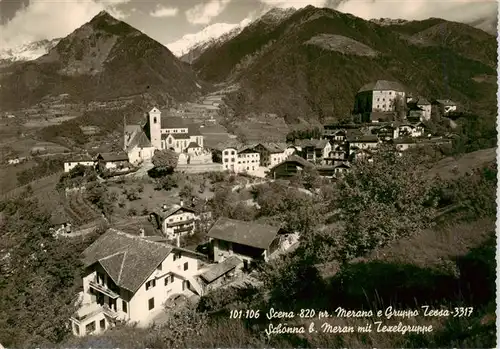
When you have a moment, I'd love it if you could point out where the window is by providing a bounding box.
[170,274,174,283]
[145,279,156,290]
[183,262,188,271]
[100,319,106,330]
[231,151,235,155]
[173,252,181,261]
[148,298,155,310]
[85,321,96,335]
[122,300,128,313]
[153,117,157,124]
[224,150,228,155]
[389,92,392,95]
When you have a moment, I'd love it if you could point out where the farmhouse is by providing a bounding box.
[71,229,207,336]
[96,152,130,171]
[149,202,197,240]
[253,142,288,168]
[64,154,95,173]
[207,217,298,268]
[294,139,331,164]
[434,99,458,115]
[267,155,314,179]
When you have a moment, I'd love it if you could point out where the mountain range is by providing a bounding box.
[0,11,205,111]
[0,7,496,130]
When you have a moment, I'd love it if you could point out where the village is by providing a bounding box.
[33,79,462,337]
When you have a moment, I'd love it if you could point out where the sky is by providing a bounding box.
[0,0,497,49]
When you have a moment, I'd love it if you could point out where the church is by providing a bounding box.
[124,107,205,166]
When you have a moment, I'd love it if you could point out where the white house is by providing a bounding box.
[252,143,288,168]
[294,139,332,164]
[71,229,207,337]
[220,145,260,174]
[64,154,96,173]
[416,98,432,120]
[149,203,197,240]
[354,80,407,115]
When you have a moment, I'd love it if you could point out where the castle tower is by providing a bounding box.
[148,107,162,149]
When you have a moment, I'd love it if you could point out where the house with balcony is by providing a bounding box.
[70,228,207,337]
[294,139,331,164]
[253,142,288,168]
[149,202,197,240]
[372,124,397,142]
[207,217,299,269]
[325,143,348,166]
[267,155,314,180]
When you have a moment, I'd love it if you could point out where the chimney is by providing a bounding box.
[176,234,180,247]
[162,204,167,210]
[180,200,183,207]
[139,228,145,237]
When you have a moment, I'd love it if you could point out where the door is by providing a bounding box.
[182,280,190,291]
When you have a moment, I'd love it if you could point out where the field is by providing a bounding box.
[233,115,290,142]
[427,147,496,180]
[105,174,216,218]
[22,115,79,128]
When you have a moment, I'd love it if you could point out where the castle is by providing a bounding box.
[124,107,209,166]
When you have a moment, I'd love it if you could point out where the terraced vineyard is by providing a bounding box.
[64,191,102,226]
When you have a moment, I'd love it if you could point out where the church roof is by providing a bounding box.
[126,130,151,151]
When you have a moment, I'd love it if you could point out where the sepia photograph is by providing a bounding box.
[0,0,497,347]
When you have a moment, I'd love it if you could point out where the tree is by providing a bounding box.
[392,94,407,121]
[330,145,438,262]
[152,149,179,170]
[179,184,194,204]
[0,197,94,347]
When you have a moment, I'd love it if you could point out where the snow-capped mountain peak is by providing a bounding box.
[0,38,61,63]
[167,20,250,57]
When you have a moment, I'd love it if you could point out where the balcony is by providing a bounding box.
[167,219,194,228]
[174,225,194,233]
[71,303,118,324]
[89,281,119,299]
